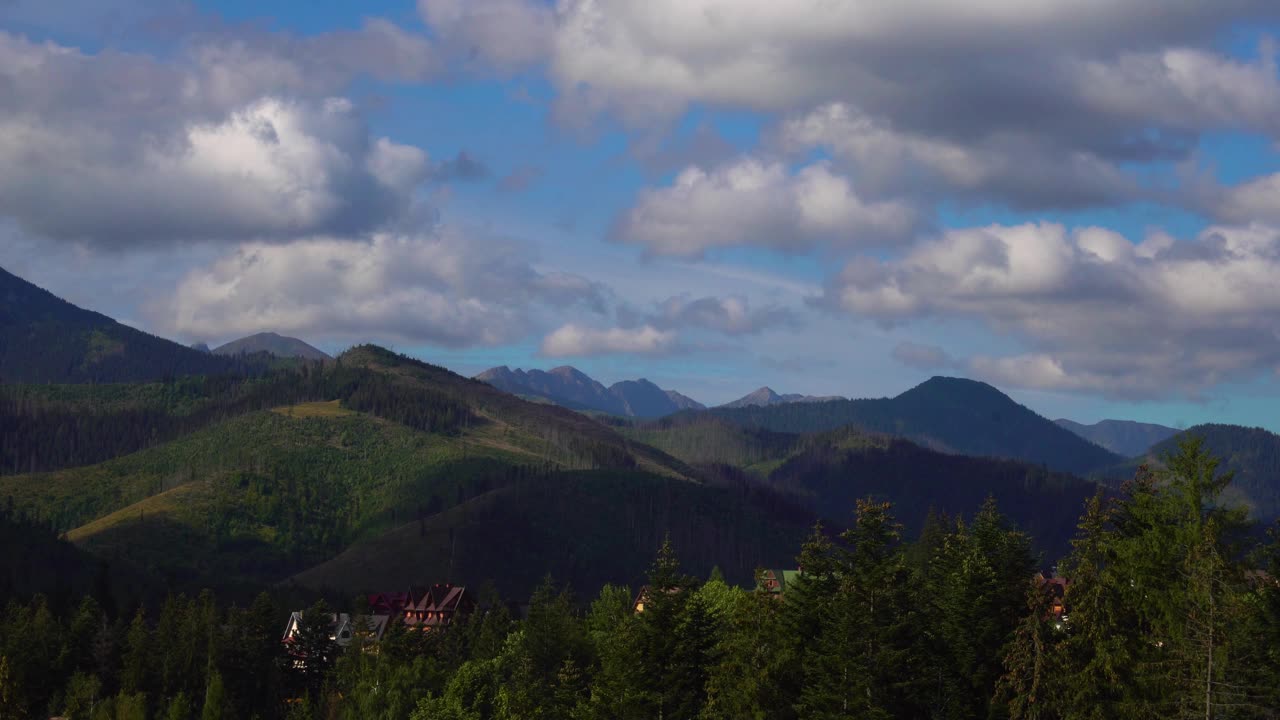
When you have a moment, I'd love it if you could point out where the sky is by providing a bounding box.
[3,0,1280,430]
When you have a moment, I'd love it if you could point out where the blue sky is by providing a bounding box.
[3,0,1280,430]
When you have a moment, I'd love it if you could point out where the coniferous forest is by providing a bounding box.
[3,438,1280,720]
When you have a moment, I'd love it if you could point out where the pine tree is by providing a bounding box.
[290,601,337,695]
[797,500,916,720]
[994,579,1064,720]
[1059,439,1257,719]
[631,537,700,719]
[201,671,228,720]
[0,655,24,720]
[119,609,151,695]
[164,692,193,720]
[701,575,790,720]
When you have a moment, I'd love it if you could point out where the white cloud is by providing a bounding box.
[163,228,604,348]
[0,30,451,249]
[614,157,915,257]
[540,324,677,357]
[419,0,1280,213]
[0,94,428,246]
[418,0,555,72]
[779,103,1141,209]
[828,222,1280,399]
[1071,45,1280,135]
[444,0,1280,132]
[654,295,795,335]
[1211,172,1280,225]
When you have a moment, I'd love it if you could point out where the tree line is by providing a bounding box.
[2,438,1279,719]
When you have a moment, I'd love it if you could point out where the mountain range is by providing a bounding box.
[3,262,1280,604]
[1054,418,1180,457]
[476,365,706,418]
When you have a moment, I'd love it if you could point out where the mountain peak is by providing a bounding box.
[720,387,784,408]
[211,332,331,361]
[896,376,1012,406]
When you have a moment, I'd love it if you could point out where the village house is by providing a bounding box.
[400,583,474,629]
[1035,572,1069,626]
[758,568,801,597]
[282,583,473,658]
[281,612,391,648]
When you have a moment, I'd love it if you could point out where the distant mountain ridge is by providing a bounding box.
[720,386,845,408]
[1055,418,1180,457]
[212,332,331,361]
[707,376,1123,476]
[476,365,706,417]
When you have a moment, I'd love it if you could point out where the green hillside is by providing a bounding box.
[1,343,702,591]
[619,415,800,470]
[3,407,532,586]
[620,412,1099,561]
[289,469,816,600]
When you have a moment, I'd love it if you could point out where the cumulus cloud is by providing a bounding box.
[654,295,795,335]
[161,228,606,348]
[418,0,555,72]
[779,103,1142,210]
[827,222,1280,399]
[1208,172,1280,225]
[0,94,427,247]
[0,30,444,248]
[614,158,915,257]
[540,324,677,357]
[419,0,1280,211]
[441,1,1280,129]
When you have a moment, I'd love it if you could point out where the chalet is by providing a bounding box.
[400,583,474,630]
[632,584,685,613]
[281,612,390,648]
[758,569,801,598]
[1035,572,1069,626]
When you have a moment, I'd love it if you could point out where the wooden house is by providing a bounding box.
[281,612,390,648]
[758,569,801,598]
[401,583,473,630]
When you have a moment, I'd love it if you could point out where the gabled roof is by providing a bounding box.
[759,568,802,594]
[282,612,391,646]
[402,584,473,628]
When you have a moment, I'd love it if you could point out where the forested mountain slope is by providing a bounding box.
[290,469,816,599]
[625,413,1100,561]
[1114,424,1280,523]
[0,265,264,383]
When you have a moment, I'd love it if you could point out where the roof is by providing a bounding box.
[402,584,474,628]
[759,568,802,594]
[282,612,391,646]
